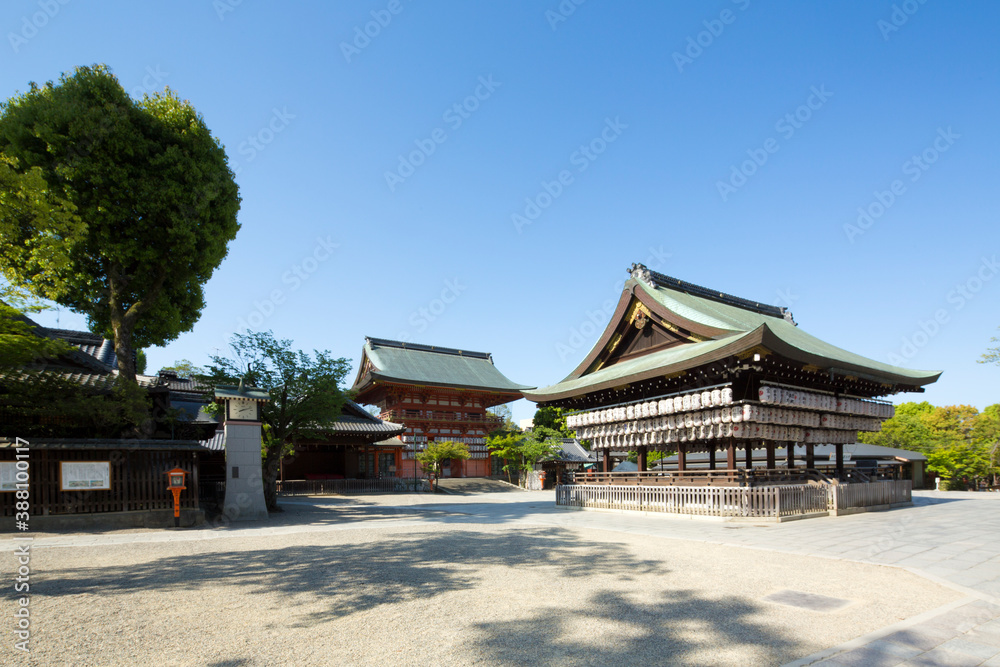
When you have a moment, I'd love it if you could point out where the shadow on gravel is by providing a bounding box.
[467,588,799,666]
[36,527,663,625]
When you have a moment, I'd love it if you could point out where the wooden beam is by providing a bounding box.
[708,447,716,470]
[745,442,753,469]
[836,443,844,479]
[637,447,647,473]
[806,443,815,469]
[602,448,610,473]
[726,440,736,470]
[786,442,795,470]
[678,444,687,472]
[766,441,775,469]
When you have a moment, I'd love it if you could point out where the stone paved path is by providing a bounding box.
[7,489,1000,665]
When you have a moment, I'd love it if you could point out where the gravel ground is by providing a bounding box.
[4,521,960,666]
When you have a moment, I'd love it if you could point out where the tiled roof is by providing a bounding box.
[353,337,531,394]
[523,264,941,402]
[0,437,210,452]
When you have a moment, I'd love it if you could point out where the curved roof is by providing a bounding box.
[352,337,532,394]
[524,267,941,403]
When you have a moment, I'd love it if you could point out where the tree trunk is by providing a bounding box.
[109,311,137,384]
[262,443,283,511]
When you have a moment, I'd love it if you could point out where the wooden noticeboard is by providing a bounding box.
[60,461,112,491]
[0,462,20,492]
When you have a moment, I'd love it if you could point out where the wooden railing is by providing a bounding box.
[555,484,829,519]
[569,468,830,487]
[831,479,911,511]
[277,478,402,496]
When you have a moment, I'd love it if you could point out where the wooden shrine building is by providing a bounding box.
[352,337,530,478]
[524,264,941,520]
[277,399,406,482]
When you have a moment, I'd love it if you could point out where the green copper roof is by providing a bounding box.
[524,268,941,402]
[353,338,532,394]
[213,385,271,402]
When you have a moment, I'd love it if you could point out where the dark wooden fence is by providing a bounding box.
[1,448,200,516]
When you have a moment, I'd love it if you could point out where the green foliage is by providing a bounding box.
[981,328,1000,365]
[486,403,519,435]
[927,444,993,490]
[159,359,204,378]
[0,64,241,383]
[520,426,564,467]
[860,401,1000,489]
[533,406,575,437]
[201,330,351,510]
[415,440,470,485]
[0,299,72,369]
[486,426,563,486]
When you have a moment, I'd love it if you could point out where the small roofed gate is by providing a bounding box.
[525,263,941,515]
[1,445,200,516]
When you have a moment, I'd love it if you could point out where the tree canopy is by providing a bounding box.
[859,401,1000,489]
[0,64,240,383]
[201,331,351,510]
[415,440,470,489]
[486,426,563,487]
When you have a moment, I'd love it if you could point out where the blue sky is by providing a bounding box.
[3,1,998,421]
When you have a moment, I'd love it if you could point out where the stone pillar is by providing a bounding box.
[223,421,268,522]
[218,390,269,522]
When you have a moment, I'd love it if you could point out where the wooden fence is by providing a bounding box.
[556,483,829,519]
[1,448,200,516]
[277,478,402,496]
[557,479,912,519]
[831,479,911,511]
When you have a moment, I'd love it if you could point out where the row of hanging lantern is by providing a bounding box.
[758,385,894,419]
[581,423,860,449]
[571,401,883,436]
[565,385,735,429]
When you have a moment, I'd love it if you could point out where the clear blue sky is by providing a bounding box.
[4,1,998,421]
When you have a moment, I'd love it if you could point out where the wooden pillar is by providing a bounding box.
[745,443,753,469]
[835,443,844,479]
[677,444,687,471]
[786,442,795,469]
[806,443,815,469]
[726,440,736,470]
[708,447,716,470]
[637,447,647,473]
[766,441,775,469]
[602,448,610,473]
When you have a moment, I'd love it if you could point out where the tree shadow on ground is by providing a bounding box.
[467,588,802,666]
[34,526,663,626]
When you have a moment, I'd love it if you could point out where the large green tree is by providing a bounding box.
[201,331,351,511]
[0,64,240,384]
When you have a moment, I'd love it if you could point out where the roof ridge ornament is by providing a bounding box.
[782,309,798,326]
[628,263,657,288]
